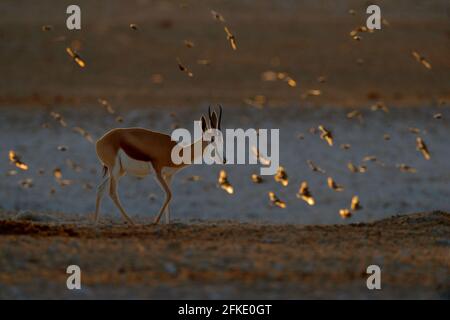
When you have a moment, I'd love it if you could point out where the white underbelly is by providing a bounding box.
[118,149,153,177]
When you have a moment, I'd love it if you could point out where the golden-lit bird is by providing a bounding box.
[218,170,234,194]
[268,191,286,208]
[66,159,82,172]
[412,51,432,69]
[340,144,351,150]
[339,209,352,219]
[197,59,211,66]
[351,195,362,211]
[98,98,115,114]
[318,125,333,146]
[347,110,363,122]
[251,174,263,183]
[433,113,442,120]
[50,111,67,127]
[129,23,138,30]
[183,40,195,48]
[185,175,201,182]
[261,70,277,81]
[297,182,315,206]
[370,101,389,113]
[347,162,367,173]
[309,89,321,96]
[176,58,194,77]
[53,168,71,186]
[9,150,29,170]
[274,166,288,186]
[224,26,237,50]
[211,10,225,22]
[66,47,86,68]
[302,89,321,98]
[397,163,417,173]
[73,127,94,143]
[327,177,344,192]
[19,178,34,189]
[277,72,297,87]
[6,170,17,176]
[307,160,326,174]
[244,95,266,109]
[416,137,430,160]
[53,168,62,180]
[317,75,327,83]
[251,146,271,165]
[41,25,53,31]
[362,155,377,162]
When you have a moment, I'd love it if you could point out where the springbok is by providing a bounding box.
[94,106,224,225]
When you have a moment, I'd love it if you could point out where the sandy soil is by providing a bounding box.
[0,210,448,299]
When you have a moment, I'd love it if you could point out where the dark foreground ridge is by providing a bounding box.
[0,211,448,299]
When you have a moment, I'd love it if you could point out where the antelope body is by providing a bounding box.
[94,106,223,225]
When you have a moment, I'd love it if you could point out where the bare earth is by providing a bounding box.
[0,210,448,299]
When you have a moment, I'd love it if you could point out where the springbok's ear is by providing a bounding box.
[211,111,218,129]
[201,116,207,132]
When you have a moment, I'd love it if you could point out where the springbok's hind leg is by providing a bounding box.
[109,175,135,226]
[94,177,110,224]
[153,169,172,225]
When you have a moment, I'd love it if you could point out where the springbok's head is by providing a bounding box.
[200,105,226,164]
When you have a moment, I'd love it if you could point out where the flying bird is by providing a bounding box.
[339,209,352,219]
[66,47,86,68]
[218,170,234,194]
[327,177,344,192]
[318,125,333,146]
[351,196,362,211]
[211,10,225,22]
[176,58,194,77]
[268,192,286,208]
[307,160,326,174]
[251,174,263,183]
[9,150,29,170]
[224,26,237,50]
[274,166,288,186]
[412,51,432,69]
[416,137,431,160]
[297,182,315,206]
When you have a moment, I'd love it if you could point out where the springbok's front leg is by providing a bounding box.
[153,169,172,225]
[163,173,174,224]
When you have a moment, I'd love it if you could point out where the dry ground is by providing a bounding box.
[0,210,448,299]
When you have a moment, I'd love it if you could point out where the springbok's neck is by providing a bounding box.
[183,137,207,165]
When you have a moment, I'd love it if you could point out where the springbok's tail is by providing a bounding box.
[102,165,108,178]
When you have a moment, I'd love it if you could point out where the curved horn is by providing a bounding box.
[218,105,223,130]
[208,105,212,121]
